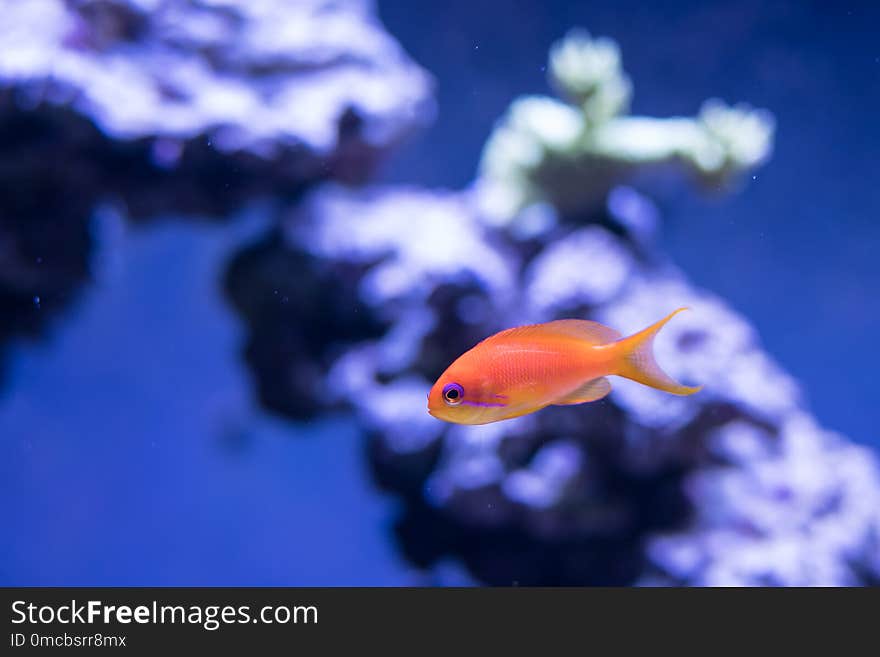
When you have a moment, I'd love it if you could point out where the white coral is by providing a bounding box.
[548,29,632,121]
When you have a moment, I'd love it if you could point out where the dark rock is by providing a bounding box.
[0,0,432,385]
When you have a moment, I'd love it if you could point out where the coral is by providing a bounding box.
[210,26,880,585]
[2,4,877,586]
[0,0,432,200]
[645,413,880,586]
[285,181,880,585]
[478,29,775,221]
[0,0,431,385]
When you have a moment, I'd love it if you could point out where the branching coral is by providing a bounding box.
[2,4,877,586]
[216,25,880,585]
[478,29,775,220]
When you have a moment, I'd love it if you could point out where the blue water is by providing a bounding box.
[2,0,878,586]
[379,0,880,449]
[0,216,414,585]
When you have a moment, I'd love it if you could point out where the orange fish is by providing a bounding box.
[427,307,701,425]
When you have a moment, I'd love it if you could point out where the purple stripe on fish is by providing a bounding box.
[461,400,507,408]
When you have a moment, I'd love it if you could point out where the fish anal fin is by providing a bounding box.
[553,377,612,405]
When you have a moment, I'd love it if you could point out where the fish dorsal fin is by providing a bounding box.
[506,319,620,345]
[543,319,622,344]
[487,320,621,346]
[553,377,612,405]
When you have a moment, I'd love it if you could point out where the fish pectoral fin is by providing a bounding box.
[553,377,612,405]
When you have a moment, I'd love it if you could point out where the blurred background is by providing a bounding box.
[1,0,878,586]
[381,0,880,440]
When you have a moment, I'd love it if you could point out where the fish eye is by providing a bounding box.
[442,382,464,406]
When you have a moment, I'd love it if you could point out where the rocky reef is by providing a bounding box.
[0,0,432,202]
[0,0,432,382]
[2,3,878,586]
[287,180,880,586]
[252,29,880,585]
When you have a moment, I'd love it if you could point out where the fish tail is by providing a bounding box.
[611,307,702,396]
